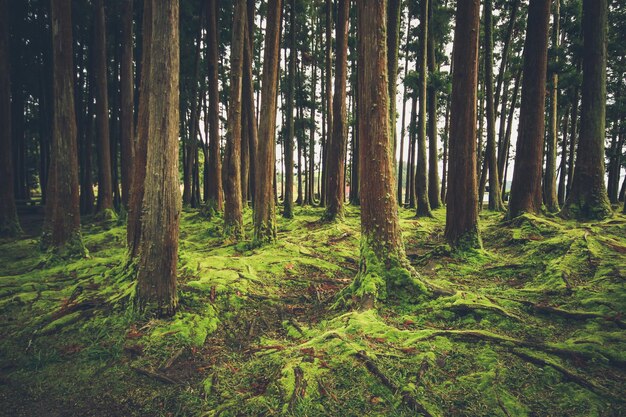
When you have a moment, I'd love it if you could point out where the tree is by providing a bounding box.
[119,0,134,209]
[427,0,441,210]
[93,0,114,216]
[387,0,402,153]
[415,0,432,217]
[253,0,283,243]
[322,0,350,222]
[222,0,246,237]
[444,0,481,249]
[352,0,425,308]
[562,0,612,220]
[320,0,333,208]
[483,0,504,211]
[544,0,560,212]
[134,0,181,317]
[205,0,224,212]
[42,0,84,256]
[283,0,296,219]
[507,0,551,219]
[0,0,21,237]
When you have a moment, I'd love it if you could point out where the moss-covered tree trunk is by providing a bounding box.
[415,0,432,218]
[506,0,550,219]
[0,0,21,237]
[93,0,114,216]
[253,0,282,243]
[562,0,612,220]
[353,0,424,308]
[42,0,84,257]
[119,0,134,209]
[483,0,504,211]
[444,0,481,249]
[135,0,180,317]
[543,0,560,213]
[205,0,224,212]
[427,1,441,210]
[223,0,246,238]
[323,0,350,222]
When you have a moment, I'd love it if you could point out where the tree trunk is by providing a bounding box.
[543,0,560,212]
[415,0,432,217]
[119,0,134,209]
[205,0,224,212]
[283,0,297,218]
[253,0,283,243]
[387,0,402,154]
[321,0,333,208]
[397,7,411,205]
[566,85,579,199]
[245,0,258,207]
[557,105,570,205]
[42,0,84,256]
[407,96,417,207]
[323,0,350,222]
[507,0,551,219]
[483,0,504,211]
[562,0,612,219]
[427,1,440,210]
[354,0,424,308]
[135,0,180,317]
[0,0,20,236]
[441,96,450,203]
[93,0,114,216]
[444,0,481,249]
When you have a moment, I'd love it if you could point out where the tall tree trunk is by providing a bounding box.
[321,0,333,208]
[562,0,612,219]
[557,105,570,205]
[283,0,296,218]
[307,17,318,206]
[120,0,134,209]
[441,96,450,203]
[42,0,84,256]
[445,0,481,249]
[566,85,579,199]
[223,0,246,237]
[205,0,224,213]
[407,96,417,207]
[323,0,350,222]
[354,0,425,309]
[397,7,411,205]
[387,0,402,155]
[94,0,114,215]
[0,0,20,236]
[415,0,432,217]
[483,0,504,211]
[253,0,283,242]
[135,0,180,317]
[244,0,258,207]
[494,0,520,117]
[544,0,560,212]
[427,1,440,210]
[507,0,551,219]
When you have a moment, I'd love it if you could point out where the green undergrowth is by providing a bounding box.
[0,206,624,416]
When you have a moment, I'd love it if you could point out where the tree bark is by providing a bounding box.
[42,0,84,256]
[397,8,411,206]
[427,1,440,210]
[253,0,283,243]
[323,0,350,222]
[0,0,20,236]
[507,0,551,219]
[444,0,481,249]
[562,0,612,219]
[283,0,297,218]
[544,0,560,212]
[120,0,134,209]
[387,0,402,155]
[321,0,333,208]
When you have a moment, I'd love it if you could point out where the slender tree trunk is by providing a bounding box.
[494,0,520,116]
[544,0,560,212]
[445,0,481,249]
[407,96,417,207]
[562,0,612,219]
[307,17,318,206]
[42,0,84,256]
[397,7,411,206]
[566,85,579,199]
[321,0,333,208]
[253,0,283,242]
[557,105,570,205]
[441,97,450,203]
[415,0,432,217]
[323,0,350,222]
[507,0,551,219]
[483,0,504,211]
[135,0,180,317]
[243,11,258,208]
[283,0,297,218]
[427,1,440,210]
[354,0,424,308]
[387,0,402,155]
[0,0,20,236]
[119,0,134,209]
[205,0,224,212]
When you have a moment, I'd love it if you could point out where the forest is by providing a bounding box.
[0,0,625,415]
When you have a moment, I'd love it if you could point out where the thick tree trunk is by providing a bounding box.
[94,0,114,215]
[415,0,432,217]
[354,0,424,308]
[507,0,551,219]
[543,0,560,212]
[42,0,84,256]
[135,0,180,317]
[253,0,283,243]
[444,0,481,249]
[120,0,134,209]
[0,0,20,236]
[205,0,224,212]
[562,0,612,219]
[323,0,350,222]
[483,0,504,211]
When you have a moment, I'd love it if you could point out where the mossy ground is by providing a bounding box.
[0,206,624,416]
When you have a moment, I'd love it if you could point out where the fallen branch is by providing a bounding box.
[131,365,179,385]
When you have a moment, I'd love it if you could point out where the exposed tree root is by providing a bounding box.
[355,350,435,417]
[131,366,179,385]
[287,366,307,413]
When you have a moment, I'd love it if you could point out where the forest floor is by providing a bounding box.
[0,205,625,417]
